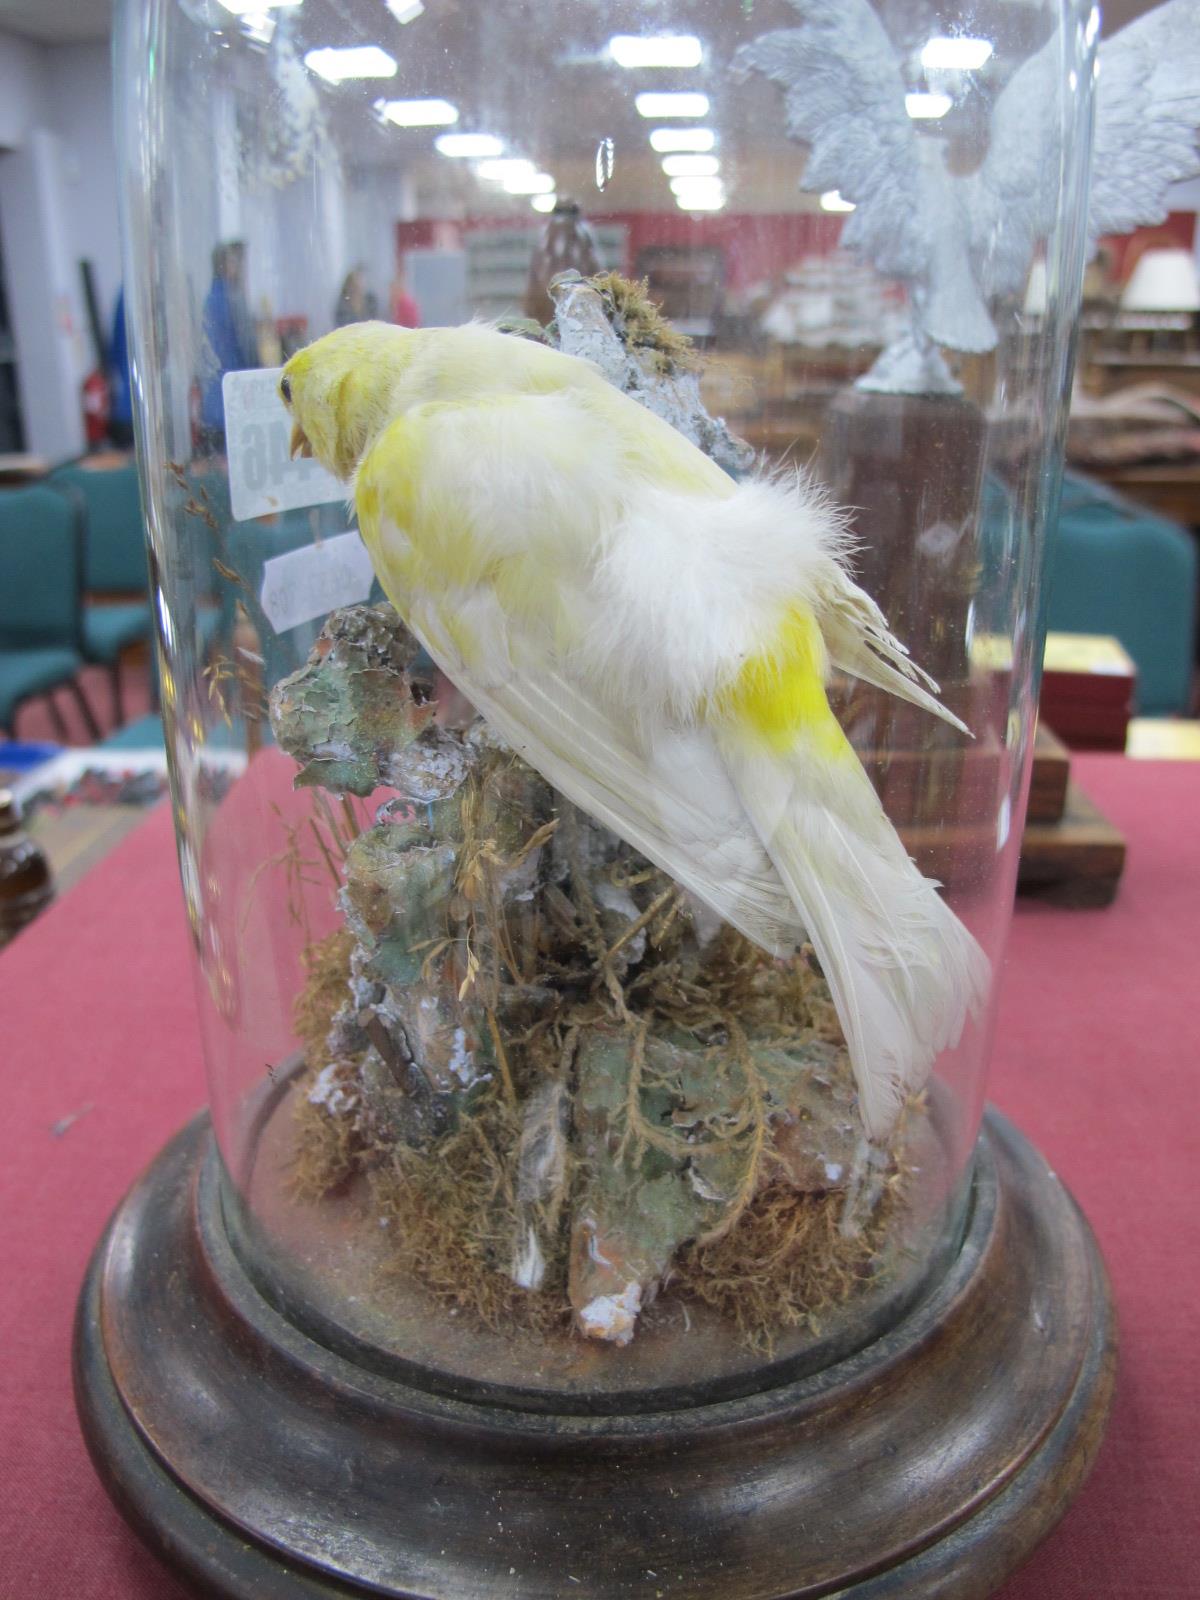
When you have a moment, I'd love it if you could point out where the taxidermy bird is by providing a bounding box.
[280,321,988,1139]
[736,0,1200,381]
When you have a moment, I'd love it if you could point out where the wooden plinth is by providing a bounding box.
[74,1108,1115,1600]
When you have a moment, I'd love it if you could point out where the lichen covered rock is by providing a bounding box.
[270,603,438,796]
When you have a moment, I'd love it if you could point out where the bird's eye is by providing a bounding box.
[280,375,292,404]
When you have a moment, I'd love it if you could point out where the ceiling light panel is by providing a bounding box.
[239,12,276,44]
[905,91,953,119]
[649,127,716,153]
[661,153,719,177]
[674,190,725,211]
[378,98,459,126]
[306,46,398,83]
[218,0,300,13]
[435,133,505,158]
[920,36,993,70]
[670,175,723,194]
[609,35,703,69]
[475,158,536,181]
[636,92,710,119]
[503,170,556,195]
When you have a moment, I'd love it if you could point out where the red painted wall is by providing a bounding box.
[1100,212,1197,282]
[398,210,848,292]
[399,208,1198,295]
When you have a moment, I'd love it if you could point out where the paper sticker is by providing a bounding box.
[259,531,376,633]
[222,367,345,523]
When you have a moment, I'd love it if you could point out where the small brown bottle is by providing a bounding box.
[0,789,54,948]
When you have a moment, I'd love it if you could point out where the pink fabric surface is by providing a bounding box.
[0,754,1195,1599]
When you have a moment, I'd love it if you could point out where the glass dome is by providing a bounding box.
[116,0,1095,1405]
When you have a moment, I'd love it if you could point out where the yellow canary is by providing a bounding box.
[282,320,987,1138]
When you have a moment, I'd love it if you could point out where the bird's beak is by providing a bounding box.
[289,421,313,460]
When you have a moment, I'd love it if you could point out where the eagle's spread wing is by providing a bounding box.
[734,0,925,284]
[1090,0,1200,243]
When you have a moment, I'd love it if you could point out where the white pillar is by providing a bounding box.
[0,129,87,460]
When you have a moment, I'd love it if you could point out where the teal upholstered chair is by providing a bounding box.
[1047,473,1197,716]
[980,471,1196,717]
[50,460,153,725]
[0,485,99,739]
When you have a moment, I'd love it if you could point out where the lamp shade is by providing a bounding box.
[1120,247,1200,312]
[1024,257,1049,316]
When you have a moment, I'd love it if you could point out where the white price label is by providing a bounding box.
[259,531,376,634]
[222,367,345,523]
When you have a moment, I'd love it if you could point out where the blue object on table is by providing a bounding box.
[0,740,62,772]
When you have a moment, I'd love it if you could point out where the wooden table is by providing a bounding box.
[1,755,1199,1597]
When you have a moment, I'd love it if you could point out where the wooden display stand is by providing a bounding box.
[1018,724,1128,907]
[75,1106,1114,1600]
[815,386,1128,909]
[820,386,984,693]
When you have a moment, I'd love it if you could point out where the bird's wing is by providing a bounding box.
[412,596,805,956]
[354,397,805,956]
[733,0,927,284]
[1090,0,1200,244]
[968,37,1064,308]
[809,558,970,735]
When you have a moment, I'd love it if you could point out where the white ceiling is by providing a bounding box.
[0,0,112,46]
[0,0,1168,51]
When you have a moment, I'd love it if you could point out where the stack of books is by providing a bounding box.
[1039,633,1137,752]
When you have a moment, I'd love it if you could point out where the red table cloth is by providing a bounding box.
[1,753,1196,1599]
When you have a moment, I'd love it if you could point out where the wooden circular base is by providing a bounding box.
[74,1108,1115,1600]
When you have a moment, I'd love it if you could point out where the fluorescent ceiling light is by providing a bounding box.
[920,35,993,70]
[386,0,425,21]
[636,91,710,119]
[435,132,504,158]
[217,0,299,13]
[379,97,459,126]
[662,153,719,177]
[531,193,558,213]
[475,157,535,181]
[649,126,715,153]
[670,177,725,210]
[503,170,555,195]
[306,46,397,83]
[609,35,703,69]
[239,12,276,44]
[905,91,953,119]
[820,189,855,212]
[674,190,725,212]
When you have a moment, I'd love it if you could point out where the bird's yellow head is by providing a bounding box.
[280,320,419,481]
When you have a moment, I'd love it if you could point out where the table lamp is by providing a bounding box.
[1121,247,1200,312]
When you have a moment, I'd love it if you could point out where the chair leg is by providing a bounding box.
[109,660,125,728]
[46,691,71,743]
[66,678,103,742]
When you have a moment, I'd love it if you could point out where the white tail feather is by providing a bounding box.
[812,560,971,737]
[718,731,989,1140]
